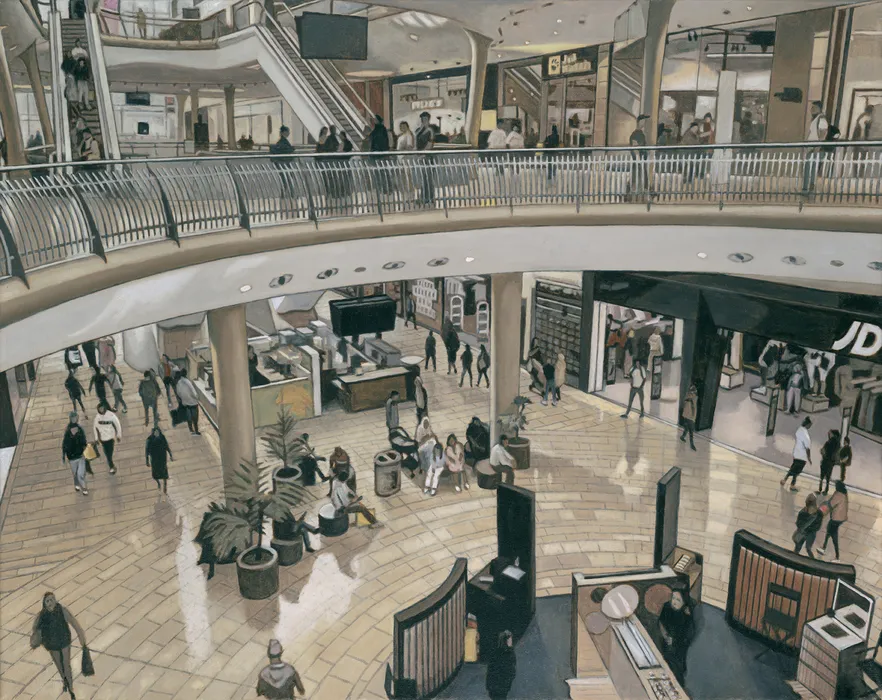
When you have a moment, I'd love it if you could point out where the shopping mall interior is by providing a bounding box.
[0,0,881,699]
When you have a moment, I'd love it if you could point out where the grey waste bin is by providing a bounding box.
[374,449,402,496]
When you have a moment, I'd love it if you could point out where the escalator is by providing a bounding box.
[59,19,103,156]
[260,11,370,144]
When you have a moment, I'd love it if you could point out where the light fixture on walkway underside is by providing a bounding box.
[239,284,252,293]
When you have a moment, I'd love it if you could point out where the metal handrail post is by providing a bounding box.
[146,166,179,244]
[225,160,252,234]
[0,209,30,287]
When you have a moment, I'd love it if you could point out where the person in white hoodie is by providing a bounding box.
[174,369,201,435]
[93,402,122,474]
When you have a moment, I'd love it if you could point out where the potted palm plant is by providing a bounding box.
[497,395,532,470]
[201,459,309,599]
[263,408,311,544]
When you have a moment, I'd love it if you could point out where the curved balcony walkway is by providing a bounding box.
[1,310,880,700]
[1,143,880,286]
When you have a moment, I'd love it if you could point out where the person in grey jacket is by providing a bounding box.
[106,365,127,413]
[175,370,201,435]
[138,370,162,427]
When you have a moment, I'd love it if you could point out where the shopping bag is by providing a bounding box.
[81,646,95,676]
[85,460,94,475]
[355,508,376,527]
[171,405,188,427]
[83,442,98,461]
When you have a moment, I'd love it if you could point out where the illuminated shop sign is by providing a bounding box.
[832,322,882,358]
[411,98,444,110]
[543,46,599,79]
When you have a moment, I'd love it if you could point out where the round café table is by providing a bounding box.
[601,584,639,620]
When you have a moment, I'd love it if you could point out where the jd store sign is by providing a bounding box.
[832,322,882,359]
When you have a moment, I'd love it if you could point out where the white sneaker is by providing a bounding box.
[82,489,88,496]
[74,485,80,492]
[455,486,461,492]
[541,400,548,406]
[816,548,826,556]
[431,489,437,496]
[464,483,470,490]
[424,488,430,494]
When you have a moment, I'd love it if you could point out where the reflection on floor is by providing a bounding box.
[1,303,880,699]
[439,595,572,700]
[599,358,882,495]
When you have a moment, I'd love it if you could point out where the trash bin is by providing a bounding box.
[318,503,349,537]
[374,449,402,496]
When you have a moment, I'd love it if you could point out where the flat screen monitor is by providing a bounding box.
[653,467,681,568]
[833,579,874,640]
[295,12,368,60]
[329,295,396,338]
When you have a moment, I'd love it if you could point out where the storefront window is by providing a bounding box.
[391,73,468,143]
[544,79,565,141]
[840,1,882,140]
[502,63,542,145]
[659,19,775,144]
[563,75,597,147]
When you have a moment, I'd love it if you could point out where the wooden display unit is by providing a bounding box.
[333,366,408,412]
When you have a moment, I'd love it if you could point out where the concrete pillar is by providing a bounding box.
[223,85,236,145]
[0,371,17,448]
[640,0,677,146]
[176,94,187,140]
[0,30,27,167]
[489,273,523,445]
[207,305,255,493]
[189,87,200,134]
[21,42,54,147]
[463,29,492,147]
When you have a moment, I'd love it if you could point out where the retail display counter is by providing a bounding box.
[333,366,408,412]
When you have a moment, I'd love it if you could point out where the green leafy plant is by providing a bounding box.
[261,408,309,477]
[201,459,309,564]
[497,395,531,439]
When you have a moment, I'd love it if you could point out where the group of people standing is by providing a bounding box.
[525,338,566,407]
[423,328,490,389]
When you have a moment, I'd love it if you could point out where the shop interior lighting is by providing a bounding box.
[239,284,252,293]
[465,256,475,263]
[696,252,708,259]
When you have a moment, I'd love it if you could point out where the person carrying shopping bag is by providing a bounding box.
[30,592,92,699]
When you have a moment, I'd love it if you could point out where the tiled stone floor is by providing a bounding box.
[1,313,880,699]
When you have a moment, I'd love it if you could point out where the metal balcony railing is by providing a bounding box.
[0,143,879,285]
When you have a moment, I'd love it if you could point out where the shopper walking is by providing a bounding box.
[680,384,698,450]
[396,121,415,151]
[64,371,87,416]
[817,480,848,561]
[620,360,647,419]
[460,345,474,387]
[159,354,176,406]
[146,426,173,494]
[98,337,116,371]
[81,340,99,371]
[487,119,508,150]
[62,412,89,496]
[106,365,127,414]
[793,493,823,558]
[817,429,840,495]
[803,101,830,196]
[541,357,557,407]
[30,592,89,700]
[490,435,516,485]
[486,630,516,700]
[256,639,305,699]
[838,437,852,483]
[88,368,109,407]
[93,403,121,474]
[477,345,490,388]
[175,370,201,435]
[64,346,83,375]
[424,442,446,496]
[444,327,460,375]
[424,330,436,371]
[138,370,161,427]
[445,433,468,492]
[385,390,400,432]
[781,417,812,492]
[406,295,418,328]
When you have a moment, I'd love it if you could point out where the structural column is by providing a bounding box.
[189,87,200,136]
[207,305,256,493]
[640,0,677,145]
[223,85,236,146]
[176,94,188,140]
[463,28,492,147]
[21,42,54,147]
[0,29,27,167]
[489,273,523,445]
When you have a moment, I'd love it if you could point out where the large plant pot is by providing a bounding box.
[271,538,303,567]
[236,546,279,600]
[318,503,349,537]
[509,437,531,470]
[273,466,302,494]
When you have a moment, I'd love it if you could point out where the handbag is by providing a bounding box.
[83,442,98,461]
[81,646,95,676]
[791,528,805,545]
[30,625,41,649]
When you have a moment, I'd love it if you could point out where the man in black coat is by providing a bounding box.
[424,331,437,372]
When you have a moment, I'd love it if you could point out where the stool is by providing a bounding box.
[318,503,349,537]
[475,460,499,490]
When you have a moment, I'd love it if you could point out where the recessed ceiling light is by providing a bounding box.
[269,274,292,288]
[409,33,419,41]
[428,257,449,267]
[383,261,406,270]
[465,256,475,263]
[317,268,339,279]
[556,18,562,23]
[782,255,806,266]
[829,260,844,267]
[696,252,707,259]
[728,253,753,263]
[497,53,503,58]
[239,284,252,293]
[553,30,559,35]
[868,261,882,271]
[746,5,753,9]
[354,266,366,273]
[524,40,530,45]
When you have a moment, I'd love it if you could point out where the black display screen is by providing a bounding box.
[295,12,368,60]
[329,295,396,337]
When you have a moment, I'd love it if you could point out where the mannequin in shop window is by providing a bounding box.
[785,363,807,415]
[833,357,858,415]
[804,349,835,396]
[757,340,783,392]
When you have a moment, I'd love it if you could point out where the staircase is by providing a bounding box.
[265,22,368,143]
[60,18,104,157]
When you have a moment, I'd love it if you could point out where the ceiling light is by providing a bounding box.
[354,267,366,273]
[497,53,503,58]
[728,253,753,263]
[746,5,753,9]
[556,18,562,23]
[409,33,419,41]
[829,260,844,267]
[428,257,449,267]
[553,31,559,35]
[868,261,882,271]
[782,255,806,266]
[383,261,406,270]
[696,252,707,259]
[465,256,475,263]
[524,40,530,45]
[239,284,252,293]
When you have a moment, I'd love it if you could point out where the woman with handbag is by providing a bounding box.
[30,592,91,698]
[793,493,823,558]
